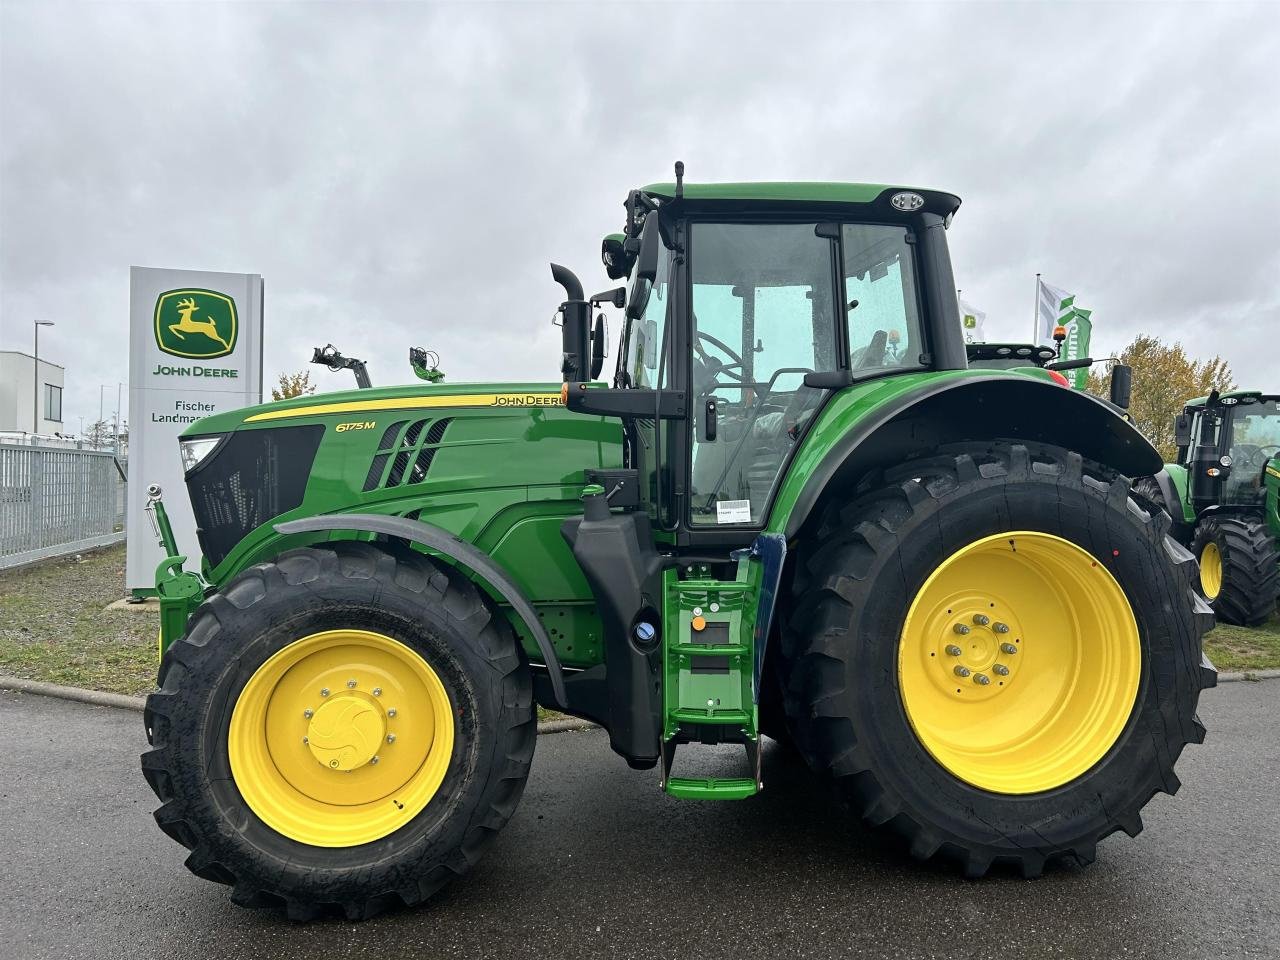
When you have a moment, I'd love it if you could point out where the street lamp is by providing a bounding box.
[33,320,54,435]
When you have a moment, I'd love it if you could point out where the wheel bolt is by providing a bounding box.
[993,664,1010,676]
[386,734,396,744]
[320,687,330,697]
[953,624,971,635]
[370,755,379,765]
[954,665,971,678]
[303,708,313,719]
[372,687,382,697]
[387,708,397,718]
[945,644,963,657]
[973,673,991,686]
[972,614,990,626]
[302,736,309,744]
[347,679,358,689]
[1001,643,1018,655]
[993,622,1010,634]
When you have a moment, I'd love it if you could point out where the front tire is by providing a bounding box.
[1190,517,1280,626]
[781,442,1215,877]
[141,542,535,920]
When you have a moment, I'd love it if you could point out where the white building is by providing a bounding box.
[0,351,66,436]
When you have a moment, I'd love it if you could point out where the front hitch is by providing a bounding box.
[146,485,206,657]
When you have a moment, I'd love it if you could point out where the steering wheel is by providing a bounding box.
[694,330,746,382]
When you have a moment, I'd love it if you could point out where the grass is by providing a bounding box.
[3,542,1278,700]
[1203,613,1280,672]
[0,543,157,696]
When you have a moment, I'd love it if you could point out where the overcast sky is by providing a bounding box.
[2,0,1277,433]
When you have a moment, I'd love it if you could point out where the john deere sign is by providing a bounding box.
[127,267,263,595]
[154,289,238,359]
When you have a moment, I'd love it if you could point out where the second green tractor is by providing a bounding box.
[141,171,1216,920]
[1136,390,1280,625]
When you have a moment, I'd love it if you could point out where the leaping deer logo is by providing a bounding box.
[169,297,232,351]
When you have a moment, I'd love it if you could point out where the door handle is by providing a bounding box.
[704,398,718,442]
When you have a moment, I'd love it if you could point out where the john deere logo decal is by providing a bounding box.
[154,289,237,359]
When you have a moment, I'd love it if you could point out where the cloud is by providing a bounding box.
[2,1,1276,432]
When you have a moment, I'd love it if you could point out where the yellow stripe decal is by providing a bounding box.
[1267,466,1280,480]
[245,393,563,423]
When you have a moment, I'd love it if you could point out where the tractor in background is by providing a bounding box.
[1136,390,1280,625]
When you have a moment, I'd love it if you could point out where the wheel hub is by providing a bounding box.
[228,629,453,847]
[898,531,1142,795]
[305,693,387,771]
[929,606,1021,701]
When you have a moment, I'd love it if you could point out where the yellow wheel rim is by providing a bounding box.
[1199,541,1223,600]
[228,629,455,847]
[898,531,1141,795]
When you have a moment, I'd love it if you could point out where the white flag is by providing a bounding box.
[958,298,986,342]
[1035,278,1074,345]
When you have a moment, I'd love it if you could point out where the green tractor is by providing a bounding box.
[142,171,1215,920]
[1136,390,1280,625]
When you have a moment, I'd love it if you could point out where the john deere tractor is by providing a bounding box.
[1136,390,1280,625]
[142,171,1215,920]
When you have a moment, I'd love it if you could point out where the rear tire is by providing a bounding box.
[141,541,535,920]
[780,441,1215,877]
[1190,517,1279,626]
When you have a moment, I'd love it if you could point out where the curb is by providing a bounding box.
[0,676,598,734]
[1217,668,1280,683]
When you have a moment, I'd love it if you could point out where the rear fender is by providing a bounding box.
[776,374,1162,539]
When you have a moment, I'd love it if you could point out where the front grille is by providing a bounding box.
[186,425,323,569]
[361,417,453,491]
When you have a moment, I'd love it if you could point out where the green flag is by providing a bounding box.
[1060,308,1093,389]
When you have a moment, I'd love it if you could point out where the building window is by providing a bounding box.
[44,383,62,423]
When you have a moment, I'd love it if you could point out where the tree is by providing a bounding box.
[1086,335,1235,460]
[271,370,317,401]
[85,419,113,447]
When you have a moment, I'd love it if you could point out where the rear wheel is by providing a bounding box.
[141,541,535,919]
[781,441,1215,877]
[1190,517,1280,626]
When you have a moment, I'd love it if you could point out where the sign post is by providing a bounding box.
[126,267,263,596]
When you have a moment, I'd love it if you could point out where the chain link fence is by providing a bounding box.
[0,442,126,569]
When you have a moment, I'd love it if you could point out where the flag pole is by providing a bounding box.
[1033,273,1041,344]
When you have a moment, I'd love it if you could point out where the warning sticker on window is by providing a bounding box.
[715,499,752,524]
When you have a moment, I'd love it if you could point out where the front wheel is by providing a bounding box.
[141,542,535,920]
[1190,517,1279,626]
[781,442,1215,877]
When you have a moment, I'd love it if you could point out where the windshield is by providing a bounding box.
[1223,399,1280,505]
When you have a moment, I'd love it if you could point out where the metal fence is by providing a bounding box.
[0,442,126,569]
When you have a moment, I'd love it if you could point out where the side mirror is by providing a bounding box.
[1109,364,1132,410]
[625,217,660,322]
[601,234,632,281]
[1174,413,1193,448]
[589,313,608,380]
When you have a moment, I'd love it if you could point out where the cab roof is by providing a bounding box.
[1184,390,1279,408]
[640,181,962,220]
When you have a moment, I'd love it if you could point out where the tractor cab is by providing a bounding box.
[554,174,967,544]
[1176,391,1280,512]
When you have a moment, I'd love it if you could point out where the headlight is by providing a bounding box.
[1220,455,1233,467]
[179,436,222,473]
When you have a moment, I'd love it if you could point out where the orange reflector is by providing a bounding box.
[1048,369,1071,387]
[1053,325,1067,341]
[691,616,706,632]
[559,382,569,404]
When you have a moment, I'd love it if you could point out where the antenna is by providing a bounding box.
[674,160,684,199]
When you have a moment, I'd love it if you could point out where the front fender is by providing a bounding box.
[274,513,566,706]
[771,372,1162,539]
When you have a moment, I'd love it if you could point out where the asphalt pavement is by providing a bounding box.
[1,682,1277,960]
